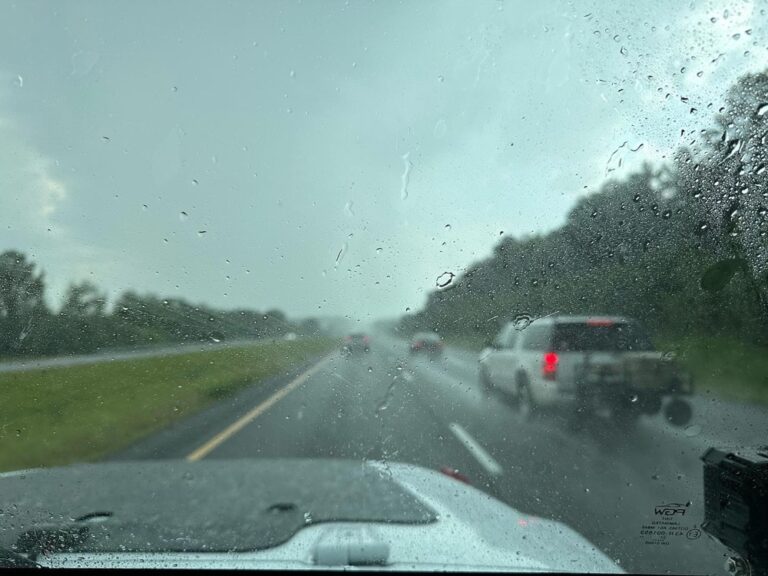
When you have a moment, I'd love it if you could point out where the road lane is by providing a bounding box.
[115,334,768,574]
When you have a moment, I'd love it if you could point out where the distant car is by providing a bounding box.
[410,332,444,357]
[478,315,693,426]
[342,333,370,354]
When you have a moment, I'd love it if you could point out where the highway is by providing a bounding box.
[111,333,768,574]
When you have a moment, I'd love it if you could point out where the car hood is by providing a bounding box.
[0,458,621,572]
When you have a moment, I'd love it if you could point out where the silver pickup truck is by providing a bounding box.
[478,315,694,427]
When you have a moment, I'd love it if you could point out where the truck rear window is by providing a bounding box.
[551,323,654,352]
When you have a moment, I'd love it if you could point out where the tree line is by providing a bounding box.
[0,251,320,359]
[400,70,768,347]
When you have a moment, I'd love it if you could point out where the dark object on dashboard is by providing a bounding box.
[701,446,768,576]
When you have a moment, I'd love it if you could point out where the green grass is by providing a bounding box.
[0,338,336,473]
[658,335,768,406]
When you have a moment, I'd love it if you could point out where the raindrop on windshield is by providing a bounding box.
[757,103,768,117]
[197,230,207,237]
[436,271,455,289]
[191,179,199,186]
[684,424,702,437]
[179,211,189,221]
[400,152,412,200]
[512,314,532,331]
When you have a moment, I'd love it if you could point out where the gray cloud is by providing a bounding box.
[0,0,765,320]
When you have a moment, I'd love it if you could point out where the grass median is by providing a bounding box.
[0,338,336,473]
[659,335,768,406]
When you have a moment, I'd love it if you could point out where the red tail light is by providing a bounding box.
[586,318,614,326]
[439,466,471,485]
[542,352,559,380]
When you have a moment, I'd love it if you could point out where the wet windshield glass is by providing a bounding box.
[1,0,767,573]
[552,323,655,352]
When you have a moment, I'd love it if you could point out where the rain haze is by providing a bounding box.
[0,0,765,321]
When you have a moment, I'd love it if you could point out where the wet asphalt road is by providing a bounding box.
[113,334,768,574]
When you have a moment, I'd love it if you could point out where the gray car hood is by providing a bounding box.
[0,458,621,572]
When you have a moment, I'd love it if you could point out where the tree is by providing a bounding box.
[60,281,107,318]
[0,251,48,355]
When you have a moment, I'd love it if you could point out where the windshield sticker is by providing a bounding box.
[641,502,701,546]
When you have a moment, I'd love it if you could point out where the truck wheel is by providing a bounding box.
[664,398,693,427]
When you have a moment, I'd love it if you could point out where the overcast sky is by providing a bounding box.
[0,0,765,322]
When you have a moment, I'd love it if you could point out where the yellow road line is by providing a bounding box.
[185,354,333,461]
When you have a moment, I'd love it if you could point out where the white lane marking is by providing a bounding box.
[448,422,503,476]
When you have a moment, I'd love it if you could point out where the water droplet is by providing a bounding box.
[400,152,412,200]
[436,271,455,288]
[191,179,199,186]
[684,424,702,437]
[367,367,373,373]
[102,136,110,142]
[303,512,312,524]
[444,223,451,230]
[724,139,742,160]
[437,75,445,83]
[512,313,532,331]
[757,103,768,117]
[619,46,628,56]
[584,488,590,493]
[289,69,295,78]
[630,394,638,403]
[179,211,189,221]
[197,230,207,237]
[142,204,148,211]
[375,247,383,254]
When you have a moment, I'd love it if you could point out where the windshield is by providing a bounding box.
[552,323,655,352]
[1,0,767,573]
